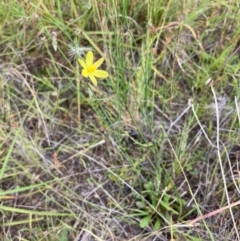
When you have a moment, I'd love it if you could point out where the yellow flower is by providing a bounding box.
[78,51,109,86]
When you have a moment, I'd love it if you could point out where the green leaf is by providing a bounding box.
[153,217,161,230]
[60,228,68,241]
[0,205,69,216]
[160,200,179,215]
[144,181,153,190]
[136,201,146,209]
[140,214,152,228]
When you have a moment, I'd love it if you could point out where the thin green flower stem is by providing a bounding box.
[76,60,81,122]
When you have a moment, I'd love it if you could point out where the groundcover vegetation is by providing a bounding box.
[1,1,240,240]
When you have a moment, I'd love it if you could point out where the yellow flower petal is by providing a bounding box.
[93,57,104,69]
[89,74,97,86]
[94,70,109,78]
[82,69,89,77]
[86,51,93,66]
[78,58,87,69]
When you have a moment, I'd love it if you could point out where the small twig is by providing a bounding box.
[188,199,240,225]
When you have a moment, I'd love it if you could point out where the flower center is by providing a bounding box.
[87,66,96,74]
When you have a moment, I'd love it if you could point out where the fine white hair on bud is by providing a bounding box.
[68,44,92,59]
